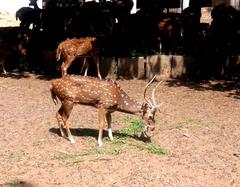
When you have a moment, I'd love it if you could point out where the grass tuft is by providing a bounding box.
[167,118,207,130]
[53,116,168,166]
[146,144,169,155]
[92,148,122,155]
[119,116,145,137]
[129,143,169,156]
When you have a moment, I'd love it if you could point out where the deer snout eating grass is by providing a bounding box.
[50,75,162,146]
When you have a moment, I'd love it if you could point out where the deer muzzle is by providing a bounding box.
[145,122,155,131]
[142,121,155,138]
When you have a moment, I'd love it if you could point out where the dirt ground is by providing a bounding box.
[0,73,239,187]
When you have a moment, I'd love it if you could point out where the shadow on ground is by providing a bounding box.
[49,127,151,143]
[165,78,240,99]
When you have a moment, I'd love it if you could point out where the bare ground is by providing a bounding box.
[0,73,239,187]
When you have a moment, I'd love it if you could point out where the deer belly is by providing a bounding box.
[76,96,116,109]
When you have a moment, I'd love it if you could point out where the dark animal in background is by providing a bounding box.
[16,0,42,30]
[158,13,184,55]
[56,37,102,79]
[50,75,162,145]
[0,30,30,74]
[65,1,115,38]
[181,6,202,55]
[210,3,240,55]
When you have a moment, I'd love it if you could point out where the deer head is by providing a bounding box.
[141,75,163,136]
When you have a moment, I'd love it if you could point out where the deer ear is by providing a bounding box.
[141,102,148,110]
[141,102,148,119]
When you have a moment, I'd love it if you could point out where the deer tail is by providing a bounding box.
[50,85,58,105]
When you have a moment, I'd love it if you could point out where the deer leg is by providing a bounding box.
[19,54,27,71]
[61,58,74,76]
[83,58,89,76]
[93,56,102,80]
[61,62,67,76]
[84,63,89,76]
[98,108,107,146]
[80,58,86,74]
[1,60,7,75]
[80,57,88,76]
[56,106,65,137]
[106,112,113,140]
[22,54,28,71]
[61,101,75,143]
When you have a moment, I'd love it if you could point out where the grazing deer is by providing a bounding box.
[56,37,102,79]
[50,75,162,146]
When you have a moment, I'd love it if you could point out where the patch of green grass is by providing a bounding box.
[112,116,145,145]
[146,144,169,155]
[119,116,145,137]
[3,180,34,187]
[111,138,127,145]
[167,124,184,130]
[3,180,20,186]
[54,148,122,161]
[186,118,206,126]
[53,151,90,166]
[90,157,112,162]
[53,148,122,166]
[54,151,90,161]
[92,148,122,155]
[66,159,83,166]
[8,149,27,162]
[111,116,145,143]
[113,116,169,156]
[167,118,206,130]
[53,116,168,166]
[129,143,169,156]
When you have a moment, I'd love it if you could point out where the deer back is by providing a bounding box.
[56,37,99,60]
[51,75,140,111]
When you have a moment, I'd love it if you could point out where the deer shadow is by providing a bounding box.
[0,72,30,79]
[49,127,151,143]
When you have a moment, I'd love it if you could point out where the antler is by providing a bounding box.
[144,75,163,108]
[152,81,163,107]
[143,75,157,108]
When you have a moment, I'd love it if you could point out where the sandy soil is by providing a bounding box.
[0,73,239,187]
[0,11,20,27]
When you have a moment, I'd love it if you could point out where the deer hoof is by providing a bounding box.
[108,129,113,141]
[97,140,103,147]
[68,137,76,144]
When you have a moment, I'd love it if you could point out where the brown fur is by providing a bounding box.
[56,37,102,79]
[50,75,160,146]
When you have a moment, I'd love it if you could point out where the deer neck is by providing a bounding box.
[116,91,143,115]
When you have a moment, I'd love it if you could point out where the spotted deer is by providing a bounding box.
[50,75,162,146]
[56,37,102,79]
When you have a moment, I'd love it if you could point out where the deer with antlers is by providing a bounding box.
[50,75,162,146]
